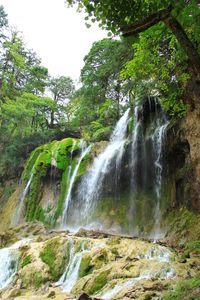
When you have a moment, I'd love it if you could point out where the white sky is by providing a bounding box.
[1,0,107,84]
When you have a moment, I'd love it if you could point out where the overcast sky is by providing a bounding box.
[1,0,107,84]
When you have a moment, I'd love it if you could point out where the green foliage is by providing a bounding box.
[121,23,189,117]
[68,39,132,140]
[0,6,75,182]
[67,0,200,116]
[163,277,200,300]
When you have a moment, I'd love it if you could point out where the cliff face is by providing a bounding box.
[0,98,199,240]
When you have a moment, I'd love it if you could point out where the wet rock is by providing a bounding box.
[78,292,102,300]
[47,290,56,298]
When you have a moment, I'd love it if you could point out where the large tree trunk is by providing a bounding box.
[164,16,200,77]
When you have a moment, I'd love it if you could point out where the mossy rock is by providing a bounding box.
[21,254,32,268]
[85,269,111,295]
[21,269,48,289]
[40,237,67,281]
[79,255,94,278]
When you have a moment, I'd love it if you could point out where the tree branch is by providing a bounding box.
[120,7,171,37]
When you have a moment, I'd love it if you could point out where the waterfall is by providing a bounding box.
[57,238,84,293]
[67,139,76,184]
[0,248,18,290]
[130,105,142,192]
[0,239,31,291]
[152,114,169,237]
[51,141,60,167]
[79,109,130,221]
[129,98,168,235]
[61,141,92,226]
[14,170,33,225]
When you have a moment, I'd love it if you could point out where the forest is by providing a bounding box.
[0,1,200,300]
[1,0,199,182]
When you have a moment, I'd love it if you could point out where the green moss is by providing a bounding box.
[33,273,46,289]
[86,269,110,295]
[165,208,200,247]
[21,270,47,289]
[54,166,69,221]
[21,255,32,268]
[186,240,200,255]
[106,238,120,246]
[25,146,52,222]
[111,247,119,256]
[21,136,92,224]
[22,146,44,180]
[97,250,107,262]
[40,238,65,281]
[94,250,108,269]
[163,277,200,300]
[56,138,75,170]
[79,255,94,278]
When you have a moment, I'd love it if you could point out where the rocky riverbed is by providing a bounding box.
[0,222,199,300]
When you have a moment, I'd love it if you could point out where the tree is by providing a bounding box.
[80,38,132,116]
[0,29,49,100]
[0,5,8,41]
[49,76,75,127]
[67,0,200,77]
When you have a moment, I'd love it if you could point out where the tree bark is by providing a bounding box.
[164,16,200,77]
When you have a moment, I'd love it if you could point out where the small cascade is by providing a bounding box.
[0,239,31,291]
[51,141,60,167]
[136,244,172,262]
[99,244,174,300]
[152,114,169,237]
[14,170,34,225]
[78,109,130,222]
[61,141,92,226]
[57,238,85,293]
[0,248,18,290]
[67,139,76,184]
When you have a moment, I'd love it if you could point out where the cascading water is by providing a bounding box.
[152,112,169,238]
[0,239,31,291]
[13,170,33,225]
[130,105,142,192]
[67,139,76,184]
[0,248,18,290]
[76,109,130,224]
[129,97,169,236]
[61,141,92,226]
[57,237,85,293]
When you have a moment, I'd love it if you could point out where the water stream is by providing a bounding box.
[13,170,34,225]
[0,239,31,291]
[57,237,85,293]
[78,109,130,222]
[61,141,92,226]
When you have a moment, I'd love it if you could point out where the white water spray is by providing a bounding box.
[57,237,85,293]
[14,171,33,225]
[61,141,92,226]
[80,109,130,218]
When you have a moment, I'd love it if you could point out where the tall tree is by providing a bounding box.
[49,76,74,127]
[67,0,200,77]
[80,38,132,117]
